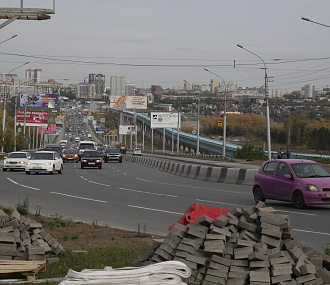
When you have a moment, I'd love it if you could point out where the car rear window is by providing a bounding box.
[263,161,277,175]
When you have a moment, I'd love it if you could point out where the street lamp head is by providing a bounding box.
[301,17,310,22]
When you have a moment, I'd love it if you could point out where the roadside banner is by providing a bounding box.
[16,110,48,126]
[38,124,56,134]
[20,94,59,107]
[150,112,181,129]
[110,96,147,109]
[119,125,136,135]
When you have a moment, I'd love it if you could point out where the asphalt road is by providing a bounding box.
[1,159,330,252]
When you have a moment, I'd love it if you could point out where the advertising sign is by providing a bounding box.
[119,125,136,135]
[20,94,59,107]
[110,96,147,109]
[105,129,118,136]
[38,124,56,134]
[150,112,181,129]
[16,110,48,127]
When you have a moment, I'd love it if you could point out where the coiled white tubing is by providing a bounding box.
[59,261,191,285]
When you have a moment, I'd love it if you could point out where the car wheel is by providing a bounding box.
[119,159,122,163]
[10,169,14,171]
[3,168,7,172]
[81,165,84,169]
[63,161,65,163]
[98,165,102,169]
[58,165,63,174]
[253,186,266,203]
[293,191,306,209]
[50,166,55,175]
[76,161,78,163]
[26,171,30,175]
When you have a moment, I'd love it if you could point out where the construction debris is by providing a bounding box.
[0,209,64,262]
[134,202,330,285]
[59,260,191,285]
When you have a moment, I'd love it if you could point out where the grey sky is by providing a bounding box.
[1,0,330,91]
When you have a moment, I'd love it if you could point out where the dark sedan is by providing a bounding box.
[80,150,102,169]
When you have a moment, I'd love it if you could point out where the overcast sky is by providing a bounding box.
[1,0,330,91]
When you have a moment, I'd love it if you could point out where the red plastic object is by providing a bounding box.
[168,203,231,231]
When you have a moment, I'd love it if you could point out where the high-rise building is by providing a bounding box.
[210,79,220,94]
[89,74,105,95]
[125,82,135,96]
[110,75,125,96]
[25,69,42,84]
[151,85,162,96]
[76,82,96,99]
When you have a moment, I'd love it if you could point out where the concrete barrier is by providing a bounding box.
[124,155,258,186]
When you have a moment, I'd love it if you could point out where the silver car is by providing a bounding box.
[3,152,30,171]
[25,151,63,175]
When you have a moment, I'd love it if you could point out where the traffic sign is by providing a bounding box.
[218,120,223,127]
[192,130,197,135]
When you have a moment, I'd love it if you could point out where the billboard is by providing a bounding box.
[16,110,48,127]
[119,125,136,135]
[20,94,59,107]
[110,96,147,109]
[38,124,56,134]
[150,112,181,129]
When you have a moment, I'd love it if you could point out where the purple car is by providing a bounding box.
[253,159,330,208]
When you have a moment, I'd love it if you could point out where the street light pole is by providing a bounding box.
[204,69,227,157]
[237,44,272,160]
[1,61,29,153]
[301,17,330,28]
[184,79,200,155]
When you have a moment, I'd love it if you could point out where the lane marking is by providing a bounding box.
[80,176,111,187]
[127,205,183,215]
[50,192,108,203]
[196,199,316,216]
[213,189,251,195]
[7,178,41,191]
[136,178,154,183]
[293,229,330,236]
[159,182,201,189]
[123,173,127,175]
[119,187,178,198]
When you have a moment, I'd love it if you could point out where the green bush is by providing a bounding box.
[234,143,267,161]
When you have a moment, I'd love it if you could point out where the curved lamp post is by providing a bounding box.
[302,17,330,28]
[1,62,29,153]
[204,68,227,157]
[237,44,272,160]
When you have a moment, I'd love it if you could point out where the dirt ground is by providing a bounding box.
[44,221,165,250]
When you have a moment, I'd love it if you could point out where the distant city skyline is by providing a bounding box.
[1,1,330,91]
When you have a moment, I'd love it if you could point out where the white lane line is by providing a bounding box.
[119,187,178,198]
[293,229,330,236]
[123,173,127,175]
[196,199,316,216]
[213,189,251,195]
[159,182,201,189]
[127,205,183,215]
[136,178,154,183]
[50,192,108,203]
[7,178,41,191]
[80,176,111,187]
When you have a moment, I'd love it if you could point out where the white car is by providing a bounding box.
[133,148,142,156]
[3,152,30,171]
[25,151,63,175]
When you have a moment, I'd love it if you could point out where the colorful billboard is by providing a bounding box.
[20,94,59,107]
[110,96,147,109]
[38,124,56,134]
[150,112,181,129]
[119,125,136,135]
[16,110,48,127]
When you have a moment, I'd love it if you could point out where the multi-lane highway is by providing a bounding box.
[1,159,330,252]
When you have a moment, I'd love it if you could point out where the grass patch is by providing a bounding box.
[38,246,150,280]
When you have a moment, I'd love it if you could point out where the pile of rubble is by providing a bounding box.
[134,202,330,285]
[0,209,64,262]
